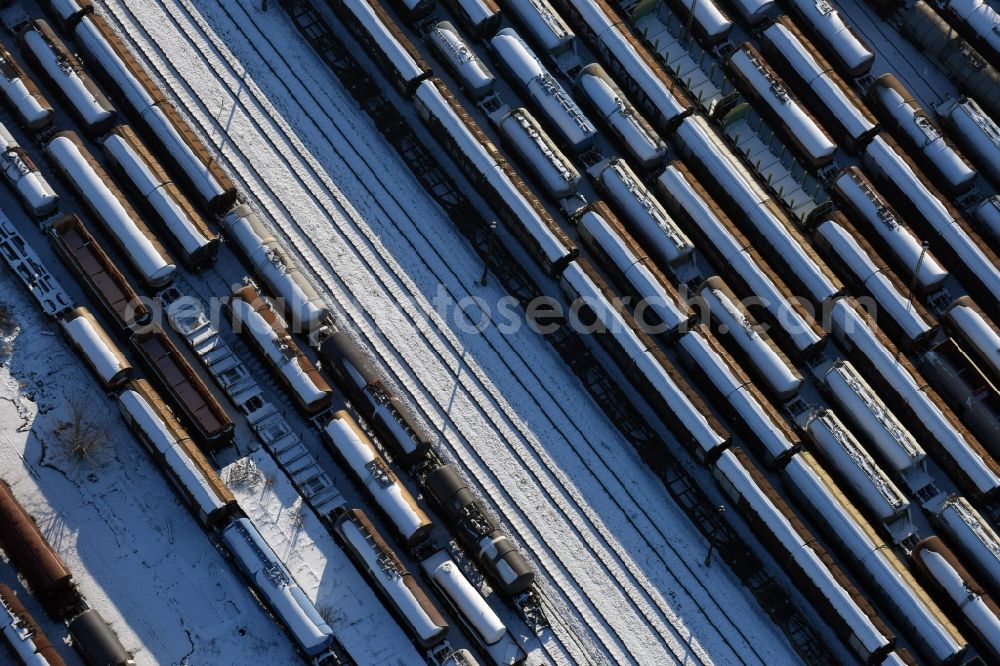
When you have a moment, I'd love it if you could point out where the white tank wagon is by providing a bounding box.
[335,509,449,647]
[412,79,577,275]
[863,134,1000,311]
[930,495,1000,596]
[575,64,666,170]
[813,213,937,351]
[17,19,115,135]
[726,43,837,168]
[427,22,495,98]
[573,200,694,337]
[830,167,948,294]
[656,161,826,359]
[941,0,1000,62]
[722,0,773,24]
[868,74,976,194]
[500,0,576,55]
[442,0,502,37]
[921,337,1000,453]
[490,28,596,151]
[595,158,693,271]
[672,115,842,306]
[221,205,330,333]
[662,0,733,44]
[912,536,1000,662]
[116,379,238,528]
[42,0,94,31]
[695,276,802,400]
[944,296,1000,387]
[712,447,895,662]
[498,107,580,198]
[322,412,432,545]
[222,518,338,657]
[803,408,910,524]
[787,0,874,77]
[821,360,929,487]
[938,96,1000,186]
[0,43,53,131]
[45,131,176,289]
[0,123,57,218]
[389,0,436,19]
[760,16,877,151]
[829,298,1000,502]
[60,307,131,390]
[676,324,800,466]
[102,125,219,270]
[974,196,1000,242]
[547,0,695,130]
[782,450,969,664]
[560,259,731,458]
[228,286,332,413]
[421,551,526,665]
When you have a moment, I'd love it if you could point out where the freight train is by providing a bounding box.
[0,42,53,131]
[0,121,58,217]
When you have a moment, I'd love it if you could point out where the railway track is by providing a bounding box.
[95,2,772,659]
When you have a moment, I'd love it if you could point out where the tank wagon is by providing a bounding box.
[939,0,1000,62]
[332,0,431,95]
[72,13,236,212]
[424,464,535,596]
[912,536,1000,662]
[45,131,176,289]
[101,125,219,270]
[863,134,1000,312]
[663,0,732,44]
[974,196,1000,242]
[498,107,581,199]
[921,337,1000,451]
[323,412,433,546]
[828,298,1000,502]
[68,610,133,666]
[0,480,82,620]
[901,1,1000,119]
[786,0,874,77]
[726,43,837,168]
[594,159,693,272]
[573,200,694,337]
[712,447,895,662]
[59,307,131,390]
[117,379,238,527]
[722,0,773,25]
[867,74,976,194]
[944,296,1000,386]
[812,212,937,351]
[656,161,826,359]
[427,21,495,98]
[221,205,330,333]
[819,360,930,492]
[228,286,332,414]
[442,0,503,37]
[548,0,695,131]
[671,115,843,305]
[490,28,597,152]
[937,96,1000,186]
[412,78,577,275]
[695,276,802,400]
[760,16,877,151]
[830,167,948,295]
[0,123,57,217]
[500,0,576,56]
[0,43,53,131]
[782,450,969,664]
[222,518,338,658]
[18,19,115,134]
[319,330,434,463]
[42,0,93,32]
[421,550,526,665]
[0,583,65,666]
[575,64,667,170]
[334,509,448,647]
[47,215,150,331]
[389,0,436,20]
[930,495,1000,597]
[129,325,234,448]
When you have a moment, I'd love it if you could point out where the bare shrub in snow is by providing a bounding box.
[225,458,261,491]
[53,402,106,469]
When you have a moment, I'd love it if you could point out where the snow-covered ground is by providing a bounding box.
[93,0,798,663]
[0,267,299,665]
[220,451,422,666]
